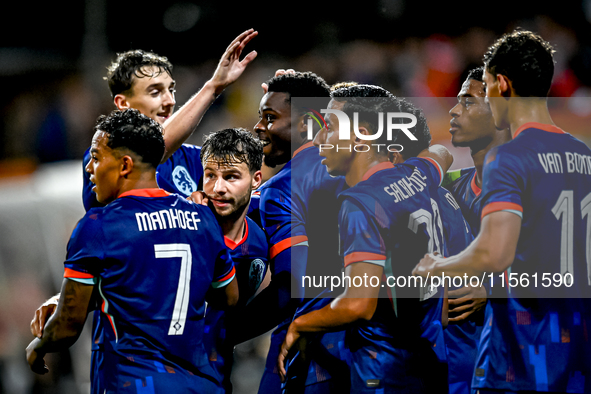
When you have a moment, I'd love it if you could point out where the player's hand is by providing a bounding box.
[210,29,258,95]
[261,69,295,93]
[187,191,209,206]
[412,252,444,278]
[26,339,48,374]
[30,295,59,338]
[448,285,487,323]
[277,323,304,383]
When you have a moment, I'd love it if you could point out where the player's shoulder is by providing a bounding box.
[245,215,267,244]
[443,166,476,188]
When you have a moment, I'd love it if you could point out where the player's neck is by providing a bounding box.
[508,98,554,138]
[219,204,249,243]
[117,172,159,198]
[470,128,512,188]
[345,153,389,187]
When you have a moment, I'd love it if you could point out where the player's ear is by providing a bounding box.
[251,170,263,189]
[390,150,404,164]
[120,155,134,178]
[497,74,511,98]
[354,126,371,144]
[114,94,131,110]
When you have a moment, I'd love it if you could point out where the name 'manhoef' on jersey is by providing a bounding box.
[257,142,348,392]
[82,144,203,211]
[203,216,269,389]
[338,157,471,392]
[64,189,235,392]
[473,122,591,393]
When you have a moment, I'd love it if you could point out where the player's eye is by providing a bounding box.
[265,114,274,122]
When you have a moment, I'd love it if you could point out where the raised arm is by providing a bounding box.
[161,29,258,162]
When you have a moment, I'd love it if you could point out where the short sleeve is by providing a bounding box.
[339,197,386,268]
[260,187,308,261]
[211,248,236,289]
[480,147,524,219]
[64,210,106,285]
[405,157,443,186]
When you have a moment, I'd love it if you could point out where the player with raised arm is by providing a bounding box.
[31,28,256,332]
[198,128,269,392]
[82,29,258,210]
[278,84,472,393]
[413,30,591,393]
[26,109,238,393]
[225,71,350,393]
[443,66,512,394]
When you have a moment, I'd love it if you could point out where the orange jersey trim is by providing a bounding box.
[119,188,170,199]
[344,252,386,267]
[470,171,482,197]
[362,162,395,182]
[481,201,523,219]
[514,122,566,139]
[216,266,236,284]
[64,267,94,279]
[224,219,249,250]
[270,235,309,259]
[293,141,315,158]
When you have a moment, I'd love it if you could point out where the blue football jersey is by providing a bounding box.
[257,142,349,393]
[338,157,471,393]
[442,166,485,394]
[82,144,203,211]
[203,216,269,389]
[444,166,482,236]
[64,188,235,393]
[473,123,591,392]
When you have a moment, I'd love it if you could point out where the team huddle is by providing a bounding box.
[24,28,591,394]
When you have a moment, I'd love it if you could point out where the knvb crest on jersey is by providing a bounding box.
[172,166,197,196]
[249,258,266,291]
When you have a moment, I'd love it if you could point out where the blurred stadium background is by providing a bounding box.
[1,1,591,393]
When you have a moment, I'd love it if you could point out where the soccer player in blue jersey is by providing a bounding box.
[278,84,472,393]
[413,30,591,393]
[31,27,256,336]
[81,29,258,210]
[226,71,351,393]
[26,109,238,393]
[446,66,512,236]
[443,66,512,394]
[198,128,269,392]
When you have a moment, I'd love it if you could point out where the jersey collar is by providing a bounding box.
[224,218,249,250]
[362,162,395,182]
[293,141,315,158]
[470,171,482,197]
[514,122,566,139]
[118,188,170,199]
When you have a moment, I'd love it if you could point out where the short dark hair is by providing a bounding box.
[105,50,173,97]
[266,71,331,115]
[201,128,263,173]
[466,66,484,82]
[330,84,431,158]
[94,109,165,168]
[483,29,555,97]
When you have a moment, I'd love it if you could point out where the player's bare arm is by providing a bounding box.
[161,29,258,162]
[277,262,381,381]
[412,211,521,279]
[26,278,94,374]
